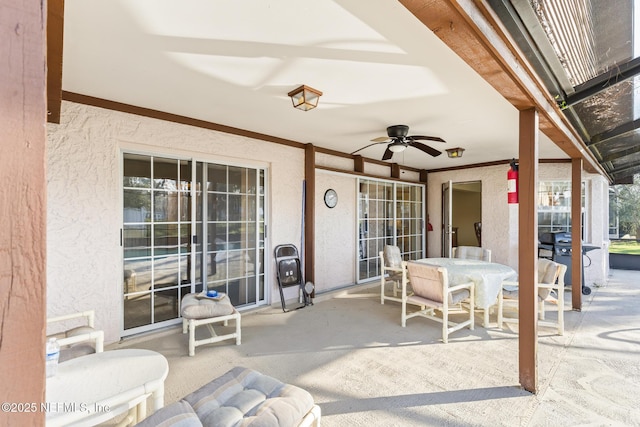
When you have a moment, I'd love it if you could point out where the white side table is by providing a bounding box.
[46,349,168,426]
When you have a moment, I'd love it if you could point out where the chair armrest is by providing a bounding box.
[501,280,519,287]
[448,281,474,292]
[47,310,103,355]
[47,310,95,328]
[56,329,104,353]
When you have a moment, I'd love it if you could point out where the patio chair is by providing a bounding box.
[402,261,475,343]
[497,259,567,335]
[453,245,491,262]
[380,245,408,304]
[46,310,104,362]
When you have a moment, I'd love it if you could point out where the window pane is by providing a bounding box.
[179,160,191,191]
[124,154,151,188]
[124,295,151,330]
[229,166,243,193]
[208,164,227,192]
[154,157,178,190]
[208,194,227,221]
[124,259,151,294]
[124,225,151,258]
[124,189,151,222]
[154,224,178,255]
[154,256,179,288]
[180,224,191,254]
[153,191,178,222]
[228,195,243,221]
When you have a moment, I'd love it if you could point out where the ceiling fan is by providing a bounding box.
[351,124,445,160]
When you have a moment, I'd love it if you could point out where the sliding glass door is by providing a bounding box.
[122,153,265,335]
[357,178,425,282]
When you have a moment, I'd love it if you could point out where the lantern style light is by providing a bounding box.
[287,85,323,111]
[446,147,465,158]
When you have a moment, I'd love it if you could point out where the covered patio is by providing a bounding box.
[3,0,639,424]
[105,269,639,426]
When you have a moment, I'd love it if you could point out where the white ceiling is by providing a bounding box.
[62,0,566,170]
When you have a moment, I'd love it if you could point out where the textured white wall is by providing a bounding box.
[428,163,609,285]
[46,102,609,342]
[428,165,513,266]
[314,171,357,292]
[47,102,305,342]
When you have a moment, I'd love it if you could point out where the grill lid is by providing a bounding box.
[539,231,572,245]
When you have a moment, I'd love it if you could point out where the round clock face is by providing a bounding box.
[324,189,338,208]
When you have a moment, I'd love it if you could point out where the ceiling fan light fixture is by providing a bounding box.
[446,147,465,158]
[288,85,323,111]
[388,141,407,153]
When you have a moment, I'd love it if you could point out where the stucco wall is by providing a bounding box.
[428,163,609,286]
[314,171,357,292]
[46,103,610,343]
[428,165,513,265]
[47,102,305,342]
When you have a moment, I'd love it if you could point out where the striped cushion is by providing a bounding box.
[135,400,202,427]
[184,367,314,427]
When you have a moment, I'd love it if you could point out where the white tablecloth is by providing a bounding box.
[416,257,517,309]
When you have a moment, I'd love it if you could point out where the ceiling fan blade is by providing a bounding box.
[371,136,390,142]
[412,142,442,157]
[382,147,394,160]
[351,141,386,155]
[408,135,446,143]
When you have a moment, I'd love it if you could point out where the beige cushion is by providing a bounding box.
[135,400,203,427]
[454,246,491,262]
[537,259,559,299]
[383,245,402,269]
[184,367,315,427]
[503,259,559,300]
[181,293,235,319]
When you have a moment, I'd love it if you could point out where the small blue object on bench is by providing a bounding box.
[135,367,321,427]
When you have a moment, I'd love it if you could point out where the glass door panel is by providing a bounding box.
[123,154,265,335]
[357,178,425,283]
[197,163,265,308]
[123,154,191,333]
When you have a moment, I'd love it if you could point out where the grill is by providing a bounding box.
[538,232,598,295]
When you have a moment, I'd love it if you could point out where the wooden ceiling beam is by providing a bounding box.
[399,0,607,178]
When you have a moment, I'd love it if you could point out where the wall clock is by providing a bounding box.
[324,189,338,208]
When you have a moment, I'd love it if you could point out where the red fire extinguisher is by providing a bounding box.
[508,159,518,204]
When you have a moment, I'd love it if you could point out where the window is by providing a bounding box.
[537,181,585,238]
[609,187,619,238]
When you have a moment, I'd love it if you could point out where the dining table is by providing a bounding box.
[416,257,517,327]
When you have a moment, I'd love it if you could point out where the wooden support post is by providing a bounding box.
[571,158,583,310]
[518,108,539,393]
[354,155,365,173]
[391,163,401,179]
[304,144,316,293]
[1,1,47,424]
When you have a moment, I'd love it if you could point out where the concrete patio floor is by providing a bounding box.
[110,269,640,426]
